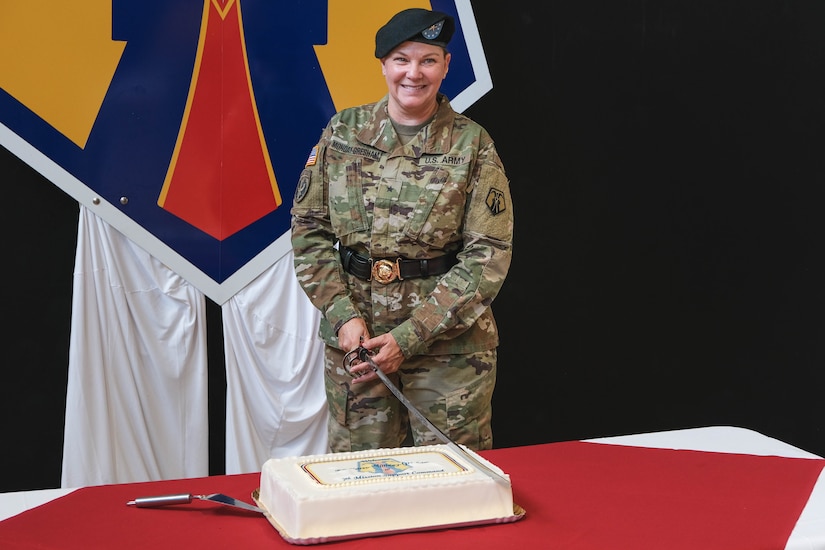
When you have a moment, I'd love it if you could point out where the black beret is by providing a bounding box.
[375,8,455,58]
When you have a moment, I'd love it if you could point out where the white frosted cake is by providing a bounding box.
[256,444,517,542]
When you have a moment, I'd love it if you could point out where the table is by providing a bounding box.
[587,426,825,549]
[1,426,823,549]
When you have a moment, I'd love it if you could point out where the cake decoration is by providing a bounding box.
[256,444,523,543]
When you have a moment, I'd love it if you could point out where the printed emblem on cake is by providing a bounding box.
[357,458,409,475]
[302,450,469,486]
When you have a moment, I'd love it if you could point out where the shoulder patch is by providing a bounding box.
[295,171,310,203]
[485,188,506,215]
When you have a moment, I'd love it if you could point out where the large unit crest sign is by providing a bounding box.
[0,0,491,304]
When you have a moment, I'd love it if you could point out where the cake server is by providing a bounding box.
[346,346,512,488]
[126,492,264,513]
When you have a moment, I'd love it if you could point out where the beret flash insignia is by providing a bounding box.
[421,21,444,40]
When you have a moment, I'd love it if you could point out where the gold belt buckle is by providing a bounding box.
[371,258,402,284]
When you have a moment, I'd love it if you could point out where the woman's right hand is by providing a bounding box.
[337,317,370,355]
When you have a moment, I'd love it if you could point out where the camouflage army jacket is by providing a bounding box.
[291,93,513,358]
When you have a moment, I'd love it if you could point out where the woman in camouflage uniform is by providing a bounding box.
[290,8,513,452]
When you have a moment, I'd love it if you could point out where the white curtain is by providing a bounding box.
[222,251,328,474]
[61,208,328,487]
[61,206,209,487]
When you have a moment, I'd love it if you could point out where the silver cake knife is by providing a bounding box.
[352,346,511,487]
[127,492,264,513]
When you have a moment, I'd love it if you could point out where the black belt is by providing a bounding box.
[339,246,458,284]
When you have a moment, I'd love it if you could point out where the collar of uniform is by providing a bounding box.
[356,93,455,155]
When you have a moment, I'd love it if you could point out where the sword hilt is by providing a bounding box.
[342,345,376,376]
[357,345,374,362]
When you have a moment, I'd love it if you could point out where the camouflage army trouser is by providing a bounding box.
[324,346,497,452]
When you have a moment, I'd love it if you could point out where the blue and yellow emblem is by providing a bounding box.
[357,458,410,475]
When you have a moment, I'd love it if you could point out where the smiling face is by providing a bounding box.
[380,41,451,125]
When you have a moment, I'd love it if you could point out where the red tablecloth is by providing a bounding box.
[1,441,822,549]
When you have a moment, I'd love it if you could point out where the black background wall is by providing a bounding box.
[2,1,824,493]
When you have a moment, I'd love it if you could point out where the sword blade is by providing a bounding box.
[361,352,510,487]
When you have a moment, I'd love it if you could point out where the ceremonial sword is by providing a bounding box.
[345,346,511,487]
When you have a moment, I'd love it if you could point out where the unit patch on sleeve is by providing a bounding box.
[295,171,310,203]
[485,188,506,215]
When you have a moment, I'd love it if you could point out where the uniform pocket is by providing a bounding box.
[403,167,466,249]
[324,369,348,426]
[444,359,496,450]
[329,157,369,237]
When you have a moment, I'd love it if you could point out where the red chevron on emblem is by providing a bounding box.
[157,0,282,240]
